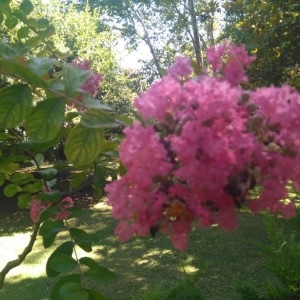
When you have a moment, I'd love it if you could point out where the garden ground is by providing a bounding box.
[0,195,287,300]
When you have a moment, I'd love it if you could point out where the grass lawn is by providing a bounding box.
[0,201,292,300]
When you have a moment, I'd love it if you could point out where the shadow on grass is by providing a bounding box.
[0,276,54,300]
[0,202,283,300]
[0,197,32,236]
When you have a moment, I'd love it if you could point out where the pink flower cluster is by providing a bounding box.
[70,59,103,110]
[30,196,74,223]
[105,41,300,251]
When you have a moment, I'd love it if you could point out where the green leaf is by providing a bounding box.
[11,172,35,185]
[0,59,45,86]
[25,36,41,48]
[26,98,65,142]
[65,124,104,166]
[39,206,60,221]
[0,84,32,128]
[37,18,50,28]
[55,282,89,300]
[70,172,86,189]
[81,109,118,129]
[5,16,18,29]
[35,168,57,180]
[31,153,44,167]
[36,191,61,203]
[39,219,66,248]
[17,193,32,208]
[51,275,81,300]
[22,180,43,193]
[70,228,98,252]
[62,65,89,95]
[27,56,55,76]
[46,242,73,277]
[80,257,117,284]
[0,159,19,173]
[38,25,56,39]
[20,0,34,14]
[13,8,27,22]
[0,42,29,59]
[17,26,30,39]
[81,95,111,110]
[48,253,78,273]
[4,183,22,197]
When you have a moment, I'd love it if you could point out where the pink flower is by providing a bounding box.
[207,40,255,86]
[55,196,74,220]
[106,42,299,252]
[167,56,193,79]
[69,59,103,110]
[30,199,50,223]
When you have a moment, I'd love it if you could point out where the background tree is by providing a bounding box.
[222,0,300,89]
[73,0,223,82]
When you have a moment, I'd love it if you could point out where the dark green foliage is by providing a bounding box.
[222,0,300,89]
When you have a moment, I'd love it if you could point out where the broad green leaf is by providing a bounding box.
[80,257,117,284]
[17,26,30,39]
[48,253,78,273]
[13,8,27,22]
[55,282,89,300]
[46,178,57,188]
[25,36,41,48]
[0,159,19,173]
[32,153,44,167]
[11,172,35,185]
[70,228,97,252]
[22,181,43,193]
[46,242,73,277]
[62,65,89,95]
[0,42,29,59]
[26,18,39,28]
[81,109,118,129]
[81,95,111,110]
[27,56,55,76]
[39,219,66,248]
[0,59,45,86]
[51,275,81,300]
[37,18,50,28]
[26,98,65,142]
[39,206,60,221]
[36,191,61,203]
[17,193,32,208]
[70,172,86,189]
[38,25,56,39]
[5,16,18,29]
[35,168,57,180]
[65,124,104,166]
[4,183,22,197]
[20,0,34,14]
[0,1,10,13]
[0,84,32,128]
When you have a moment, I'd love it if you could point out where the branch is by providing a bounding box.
[0,222,41,289]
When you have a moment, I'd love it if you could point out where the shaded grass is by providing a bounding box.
[0,203,286,300]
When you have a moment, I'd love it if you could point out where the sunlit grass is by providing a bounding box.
[0,203,297,300]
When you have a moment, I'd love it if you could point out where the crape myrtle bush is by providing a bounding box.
[106,41,300,251]
[1,0,300,297]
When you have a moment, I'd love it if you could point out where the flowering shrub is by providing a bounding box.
[105,41,300,251]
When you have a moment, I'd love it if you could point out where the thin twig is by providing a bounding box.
[0,221,41,289]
